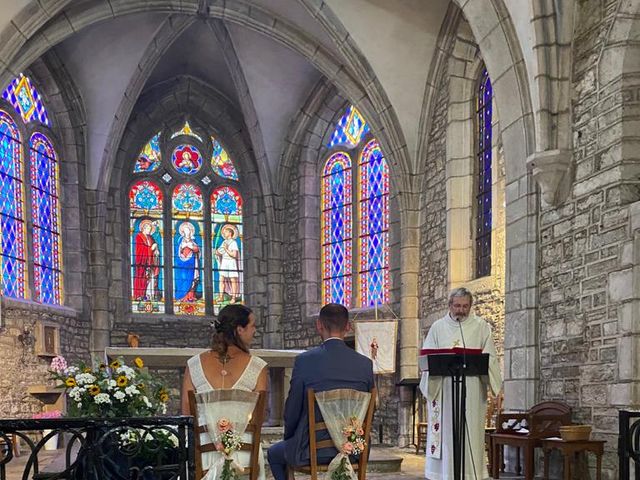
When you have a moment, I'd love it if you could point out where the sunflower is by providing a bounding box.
[98,363,106,370]
[65,377,76,387]
[137,383,145,390]
[116,375,128,387]
[134,357,144,368]
[88,385,100,396]
[109,360,121,369]
[83,367,92,373]
[159,391,169,403]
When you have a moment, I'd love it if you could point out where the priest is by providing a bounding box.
[419,287,502,480]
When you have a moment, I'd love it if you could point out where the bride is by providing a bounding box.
[182,304,268,479]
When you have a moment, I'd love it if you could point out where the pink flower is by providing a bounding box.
[217,418,232,433]
[342,442,354,455]
[355,441,365,452]
[50,356,67,373]
[214,442,224,451]
[356,427,364,436]
[33,410,62,419]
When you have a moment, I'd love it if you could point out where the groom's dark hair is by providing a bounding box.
[319,303,349,332]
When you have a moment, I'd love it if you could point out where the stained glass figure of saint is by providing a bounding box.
[171,144,202,175]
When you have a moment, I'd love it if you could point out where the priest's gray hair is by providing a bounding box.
[448,287,474,305]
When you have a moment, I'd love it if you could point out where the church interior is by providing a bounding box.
[0,0,639,478]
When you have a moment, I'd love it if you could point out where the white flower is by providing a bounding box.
[161,403,167,415]
[77,402,82,409]
[116,366,136,379]
[142,396,152,408]
[124,385,140,396]
[75,373,97,385]
[109,380,117,388]
[114,390,126,402]
[94,393,112,405]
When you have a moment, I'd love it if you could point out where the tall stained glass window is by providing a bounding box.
[130,180,164,314]
[359,140,389,307]
[172,183,205,315]
[30,133,63,304]
[130,123,243,316]
[321,152,353,306]
[321,106,390,308]
[0,74,64,305]
[211,186,243,313]
[0,111,26,298]
[475,67,493,278]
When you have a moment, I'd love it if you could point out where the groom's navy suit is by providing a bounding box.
[267,338,374,480]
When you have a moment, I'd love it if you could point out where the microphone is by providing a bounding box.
[456,316,467,368]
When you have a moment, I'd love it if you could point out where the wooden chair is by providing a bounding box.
[188,390,266,480]
[289,387,376,480]
[490,400,572,480]
[485,392,503,473]
[416,422,428,454]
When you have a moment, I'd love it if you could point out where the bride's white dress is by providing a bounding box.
[188,353,267,480]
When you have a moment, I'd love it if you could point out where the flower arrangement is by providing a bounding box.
[332,417,367,480]
[215,418,243,480]
[32,410,62,420]
[49,356,169,418]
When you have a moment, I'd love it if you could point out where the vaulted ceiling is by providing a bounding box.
[0,0,542,193]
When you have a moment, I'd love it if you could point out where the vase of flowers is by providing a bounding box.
[49,356,169,418]
[33,410,63,450]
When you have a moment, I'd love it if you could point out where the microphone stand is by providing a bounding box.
[456,316,478,480]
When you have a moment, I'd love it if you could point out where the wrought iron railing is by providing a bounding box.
[0,416,194,480]
[619,410,640,480]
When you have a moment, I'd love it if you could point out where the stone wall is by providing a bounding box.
[418,59,450,325]
[0,303,89,417]
[536,0,640,476]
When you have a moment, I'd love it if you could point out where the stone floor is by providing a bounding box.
[1,445,527,479]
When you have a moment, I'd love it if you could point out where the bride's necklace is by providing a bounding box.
[219,354,233,388]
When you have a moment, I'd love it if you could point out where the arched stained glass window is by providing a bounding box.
[0,111,26,298]
[211,137,238,180]
[171,121,203,142]
[321,152,353,306]
[130,180,164,314]
[475,67,493,278]
[172,183,205,315]
[327,105,369,149]
[211,186,243,313]
[2,74,50,126]
[29,133,63,304]
[358,139,389,307]
[134,132,161,173]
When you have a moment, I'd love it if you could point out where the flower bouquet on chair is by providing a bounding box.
[315,389,372,480]
[196,389,259,480]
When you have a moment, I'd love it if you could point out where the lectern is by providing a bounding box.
[423,349,489,480]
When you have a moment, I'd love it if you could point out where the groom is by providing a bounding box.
[267,303,375,480]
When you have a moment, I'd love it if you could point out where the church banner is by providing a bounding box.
[354,320,397,374]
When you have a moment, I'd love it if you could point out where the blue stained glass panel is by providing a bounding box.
[327,105,370,149]
[30,133,62,304]
[475,67,493,278]
[2,74,50,126]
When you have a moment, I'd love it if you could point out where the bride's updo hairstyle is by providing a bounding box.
[211,304,253,356]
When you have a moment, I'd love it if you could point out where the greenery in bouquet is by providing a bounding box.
[215,418,243,480]
[49,355,170,418]
[331,416,367,480]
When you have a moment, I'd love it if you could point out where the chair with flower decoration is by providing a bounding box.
[288,387,376,480]
[189,389,266,480]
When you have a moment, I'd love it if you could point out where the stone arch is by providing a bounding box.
[104,75,271,348]
[0,0,411,183]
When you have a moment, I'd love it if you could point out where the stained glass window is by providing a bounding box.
[129,180,164,314]
[0,111,26,298]
[321,152,353,306]
[327,105,370,149]
[358,139,389,307]
[172,144,202,175]
[211,136,239,180]
[475,67,493,278]
[170,121,203,142]
[29,133,63,304]
[172,183,205,315]
[134,132,161,173]
[211,186,243,314]
[2,74,50,126]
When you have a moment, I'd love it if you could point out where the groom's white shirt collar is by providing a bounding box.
[323,337,343,343]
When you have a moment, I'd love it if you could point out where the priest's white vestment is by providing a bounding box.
[419,313,502,480]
